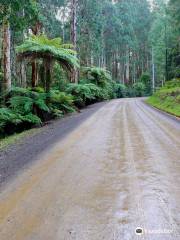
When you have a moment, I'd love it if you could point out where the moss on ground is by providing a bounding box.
[146,78,180,117]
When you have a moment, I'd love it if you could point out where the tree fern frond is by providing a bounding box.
[16,34,79,70]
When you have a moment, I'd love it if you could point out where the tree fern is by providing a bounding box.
[48,90,75,114]
[8,95,49,114]
[16,34,79,70]
[0,108,41,135]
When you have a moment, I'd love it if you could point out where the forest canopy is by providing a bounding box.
[0,0,179,89]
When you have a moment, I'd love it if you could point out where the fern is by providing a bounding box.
[0,108,22,126]
[82,67,112,86]
[51,109,63,118]
[8,95,49,114]
[0,108,41,135]
[48,90,75,114]
[20,114,41,124]
[66,83,99,107]
[16,34,79,70]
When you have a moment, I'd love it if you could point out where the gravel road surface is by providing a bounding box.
[0,98,179,240]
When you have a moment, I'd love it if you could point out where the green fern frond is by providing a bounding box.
[16,34,79,70]
[9,96,33,113]
[21,113,42,124]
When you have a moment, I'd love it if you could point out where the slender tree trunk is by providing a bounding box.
[2,18,11,93]
[152,48,155,93]
[70,0,78,83]
[90,50,94,66]
[31,22,42,88]
[61,7,66,43]
[115,57,118,80]
[20,61,26,88]
[119,62,122,83]
[40,60,46,89]
[98,58,101,67]
[44,59,52,93]
[32,61,37,88]
[125,47,130,84]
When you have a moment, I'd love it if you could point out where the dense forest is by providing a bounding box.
[0,0,179,137]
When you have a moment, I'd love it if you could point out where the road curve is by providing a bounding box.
[0,98,180,240]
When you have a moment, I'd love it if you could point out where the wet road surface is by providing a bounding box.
[0,98,180,240]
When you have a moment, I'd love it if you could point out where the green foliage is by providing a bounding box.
[139,73,152,95]
[0,87,77,136]
[112,81,148,98]
[8,87,49,113]
[79,67,115,101]
[37,0,66,37]
[0,107,41,137]
[147,78,180,117]
[149,0,180,82]
[0,0,39,30]
[66,77,115,108]
[77,0,105,63]
[16,34,79,70]
[51,64,69,91]
[164,78,180,88]
[0,108,22,128]
[32,86,45,93]
[133,82,146,97]
[115,84,127,98]
[2,0,180,139]
[77,0,151,82]
[9,95,49,114]
[82,67,111,87]
[48,90,75,115]
[0,87,50,135]
[169,0,180,33]
[126,87,137,98]
[66,83,96,107]
[103,81,116,100]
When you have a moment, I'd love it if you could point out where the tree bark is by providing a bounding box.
[125,47,130,84]
[2,19,11,93]
[70,0,78,83]
[44,58,52,93]
[31,22,42,88]
[32,61,37,88]
[20,61,26,88]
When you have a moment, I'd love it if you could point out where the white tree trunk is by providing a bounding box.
[70,0,78,83]
[152,48,155,93]
[2,19,11,92]
[125,47,130,84]
[20,61,26,88]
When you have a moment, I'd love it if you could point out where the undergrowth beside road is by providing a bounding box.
[0,67,116,139]
[146,79,180,117]
[0,67,152,139]
[0,128,42,150]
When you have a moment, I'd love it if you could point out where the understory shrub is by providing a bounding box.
[139,72,152,95]
[0,107,41,137]
[132,82,146,97]
[66,83,98,107]
[115,84,127,98]
[48,90,75,116]
[0,87,76,137]
[78,67,116,103]
[147,78,180,117]
[0,66,119,138]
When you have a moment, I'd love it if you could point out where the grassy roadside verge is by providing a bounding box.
[146,79,180,117]
[0,128,42,150]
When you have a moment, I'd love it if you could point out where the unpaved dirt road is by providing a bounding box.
[0,98,180,240]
